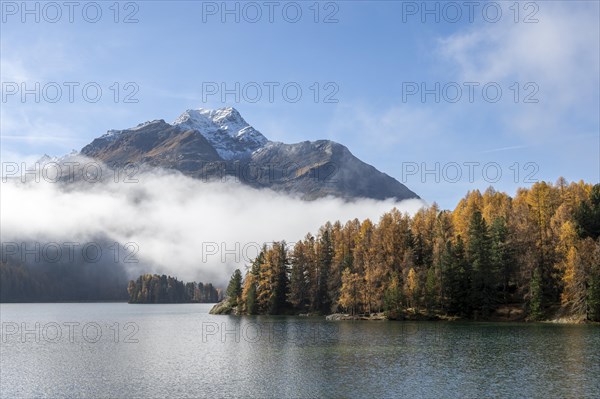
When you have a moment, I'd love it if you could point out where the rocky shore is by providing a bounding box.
[209,300,596,324]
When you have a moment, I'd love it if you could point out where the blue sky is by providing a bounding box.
[1,0,599,208]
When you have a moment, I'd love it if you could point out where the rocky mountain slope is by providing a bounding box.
[80,107,419,201]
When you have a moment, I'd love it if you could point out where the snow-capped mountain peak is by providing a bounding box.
[172,107,268,159]
[79,107,420,201]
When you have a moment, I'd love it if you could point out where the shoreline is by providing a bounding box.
[209,301,599,325]
[323,312,597,325]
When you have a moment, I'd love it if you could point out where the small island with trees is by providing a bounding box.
[127,274,222,304]
[212,180,600,323]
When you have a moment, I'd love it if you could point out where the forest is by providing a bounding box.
[127,274,222,303]
[0,263,221,304]
[222,179,600,322]
[0,258,129,302]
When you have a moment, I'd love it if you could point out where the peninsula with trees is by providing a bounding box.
[212,180,600,322]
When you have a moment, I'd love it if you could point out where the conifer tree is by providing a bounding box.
[289,241,310,311]
[467,211,494,317]
[586,239,600,321]
[226,269,243,307]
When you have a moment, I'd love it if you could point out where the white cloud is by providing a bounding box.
[438,2,599,138]
[1,111,77,140]
[1,162,425,286]
[0,57,31,82]
[331,2,599,159]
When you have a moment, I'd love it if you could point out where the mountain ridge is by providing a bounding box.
[80,107,419,201]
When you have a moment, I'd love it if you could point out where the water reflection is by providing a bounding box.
[1,303,599,398]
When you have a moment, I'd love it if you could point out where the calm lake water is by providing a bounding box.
[1,303,599,398]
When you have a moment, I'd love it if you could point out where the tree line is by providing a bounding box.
[128,274,222,303]
[224,179,600,321]
[0,258,128,302]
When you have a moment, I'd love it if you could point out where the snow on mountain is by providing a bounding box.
[97,120,165,143]
[87,108,267,160]
[78,107,420,201]
[173,107,269,159]
[36,150,80,166]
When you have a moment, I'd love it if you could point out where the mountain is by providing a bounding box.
[173,108,268,159]
[81,107,419,201]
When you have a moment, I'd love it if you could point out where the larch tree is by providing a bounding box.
[527,182,560,305]
[241,272,257,315]
[404,267,420,312]
[327,220,346,312]
[338,268,363,315]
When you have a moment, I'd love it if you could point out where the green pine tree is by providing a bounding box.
[529,267,544,320]
[226,269,243,307]
[467,211,495,317]
[586,240,600,321]
[383,272,404,319]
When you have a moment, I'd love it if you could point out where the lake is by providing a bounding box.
[1,303,599,398]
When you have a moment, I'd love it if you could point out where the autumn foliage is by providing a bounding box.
[227,180,600,321]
